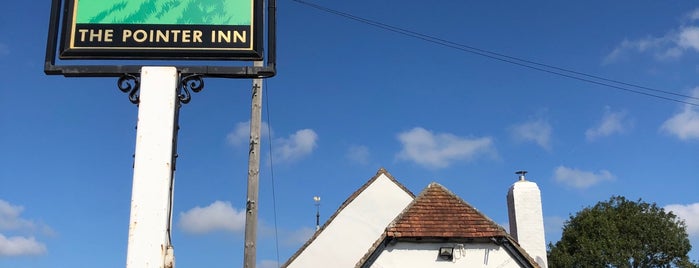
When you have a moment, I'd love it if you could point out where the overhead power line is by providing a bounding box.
[291,0,699,107]
[264,81,281,266]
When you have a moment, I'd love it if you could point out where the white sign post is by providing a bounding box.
[125,67,179,268]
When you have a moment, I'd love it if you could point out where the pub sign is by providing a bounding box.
[58,0,263,60]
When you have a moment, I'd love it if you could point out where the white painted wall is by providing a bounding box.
[370,242,522,268]
[507,180,547,268]
[286,174,414,268]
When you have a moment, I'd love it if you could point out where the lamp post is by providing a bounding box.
[313,196,321,230]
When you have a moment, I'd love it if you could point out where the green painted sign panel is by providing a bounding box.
[59,0,263,60]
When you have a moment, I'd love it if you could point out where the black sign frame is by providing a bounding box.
[45,0,276,78]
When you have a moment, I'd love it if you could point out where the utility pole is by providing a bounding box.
[243,61,264,268]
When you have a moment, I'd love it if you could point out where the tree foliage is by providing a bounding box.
[547,196,696,268]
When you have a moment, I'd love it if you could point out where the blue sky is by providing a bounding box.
[2,0,699,267]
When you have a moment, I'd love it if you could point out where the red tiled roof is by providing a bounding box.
[386,182,508,238]
[357,182,540,268]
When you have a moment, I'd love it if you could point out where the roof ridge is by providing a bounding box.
[376,168,415,198]
[386,182,508,238]
[428,182,508,234]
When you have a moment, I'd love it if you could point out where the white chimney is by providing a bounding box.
[507,171,548,268]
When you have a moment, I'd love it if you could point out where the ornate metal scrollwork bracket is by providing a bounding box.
[118,73,204,104]
[178,74,204,104]
[118,74,141,105]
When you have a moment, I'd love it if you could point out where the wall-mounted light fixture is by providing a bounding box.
[439,247,454,261]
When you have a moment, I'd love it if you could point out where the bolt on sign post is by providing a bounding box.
[45,0,276,267]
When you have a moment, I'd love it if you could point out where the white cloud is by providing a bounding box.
[665,203,699,237]
[178,201,245,234]
[282,227,315,247]
[0,234,46,257]
[661,107,699,140]
[604,36,670,63]
[510,119,552,150]
[661,88,699,141]
[0,199,54,235]
[0,200,31,231]
[544,216,566,241]
[258,260,280,268]
[346,145,370,165]
[273,129,318,163]
[586,108,631,141]
[678,26,699,52]
[604,8,699,63]
[227,121,318,163]
[689,9,699,21]
[553,166,615,189]
[227,120,270,147]
[0,200,50,256]
[396,127,495,169]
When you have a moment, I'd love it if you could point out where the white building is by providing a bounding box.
[283,168,415,268]
[282,169,545,268]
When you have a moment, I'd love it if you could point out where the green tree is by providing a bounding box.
[547,196,697,268]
